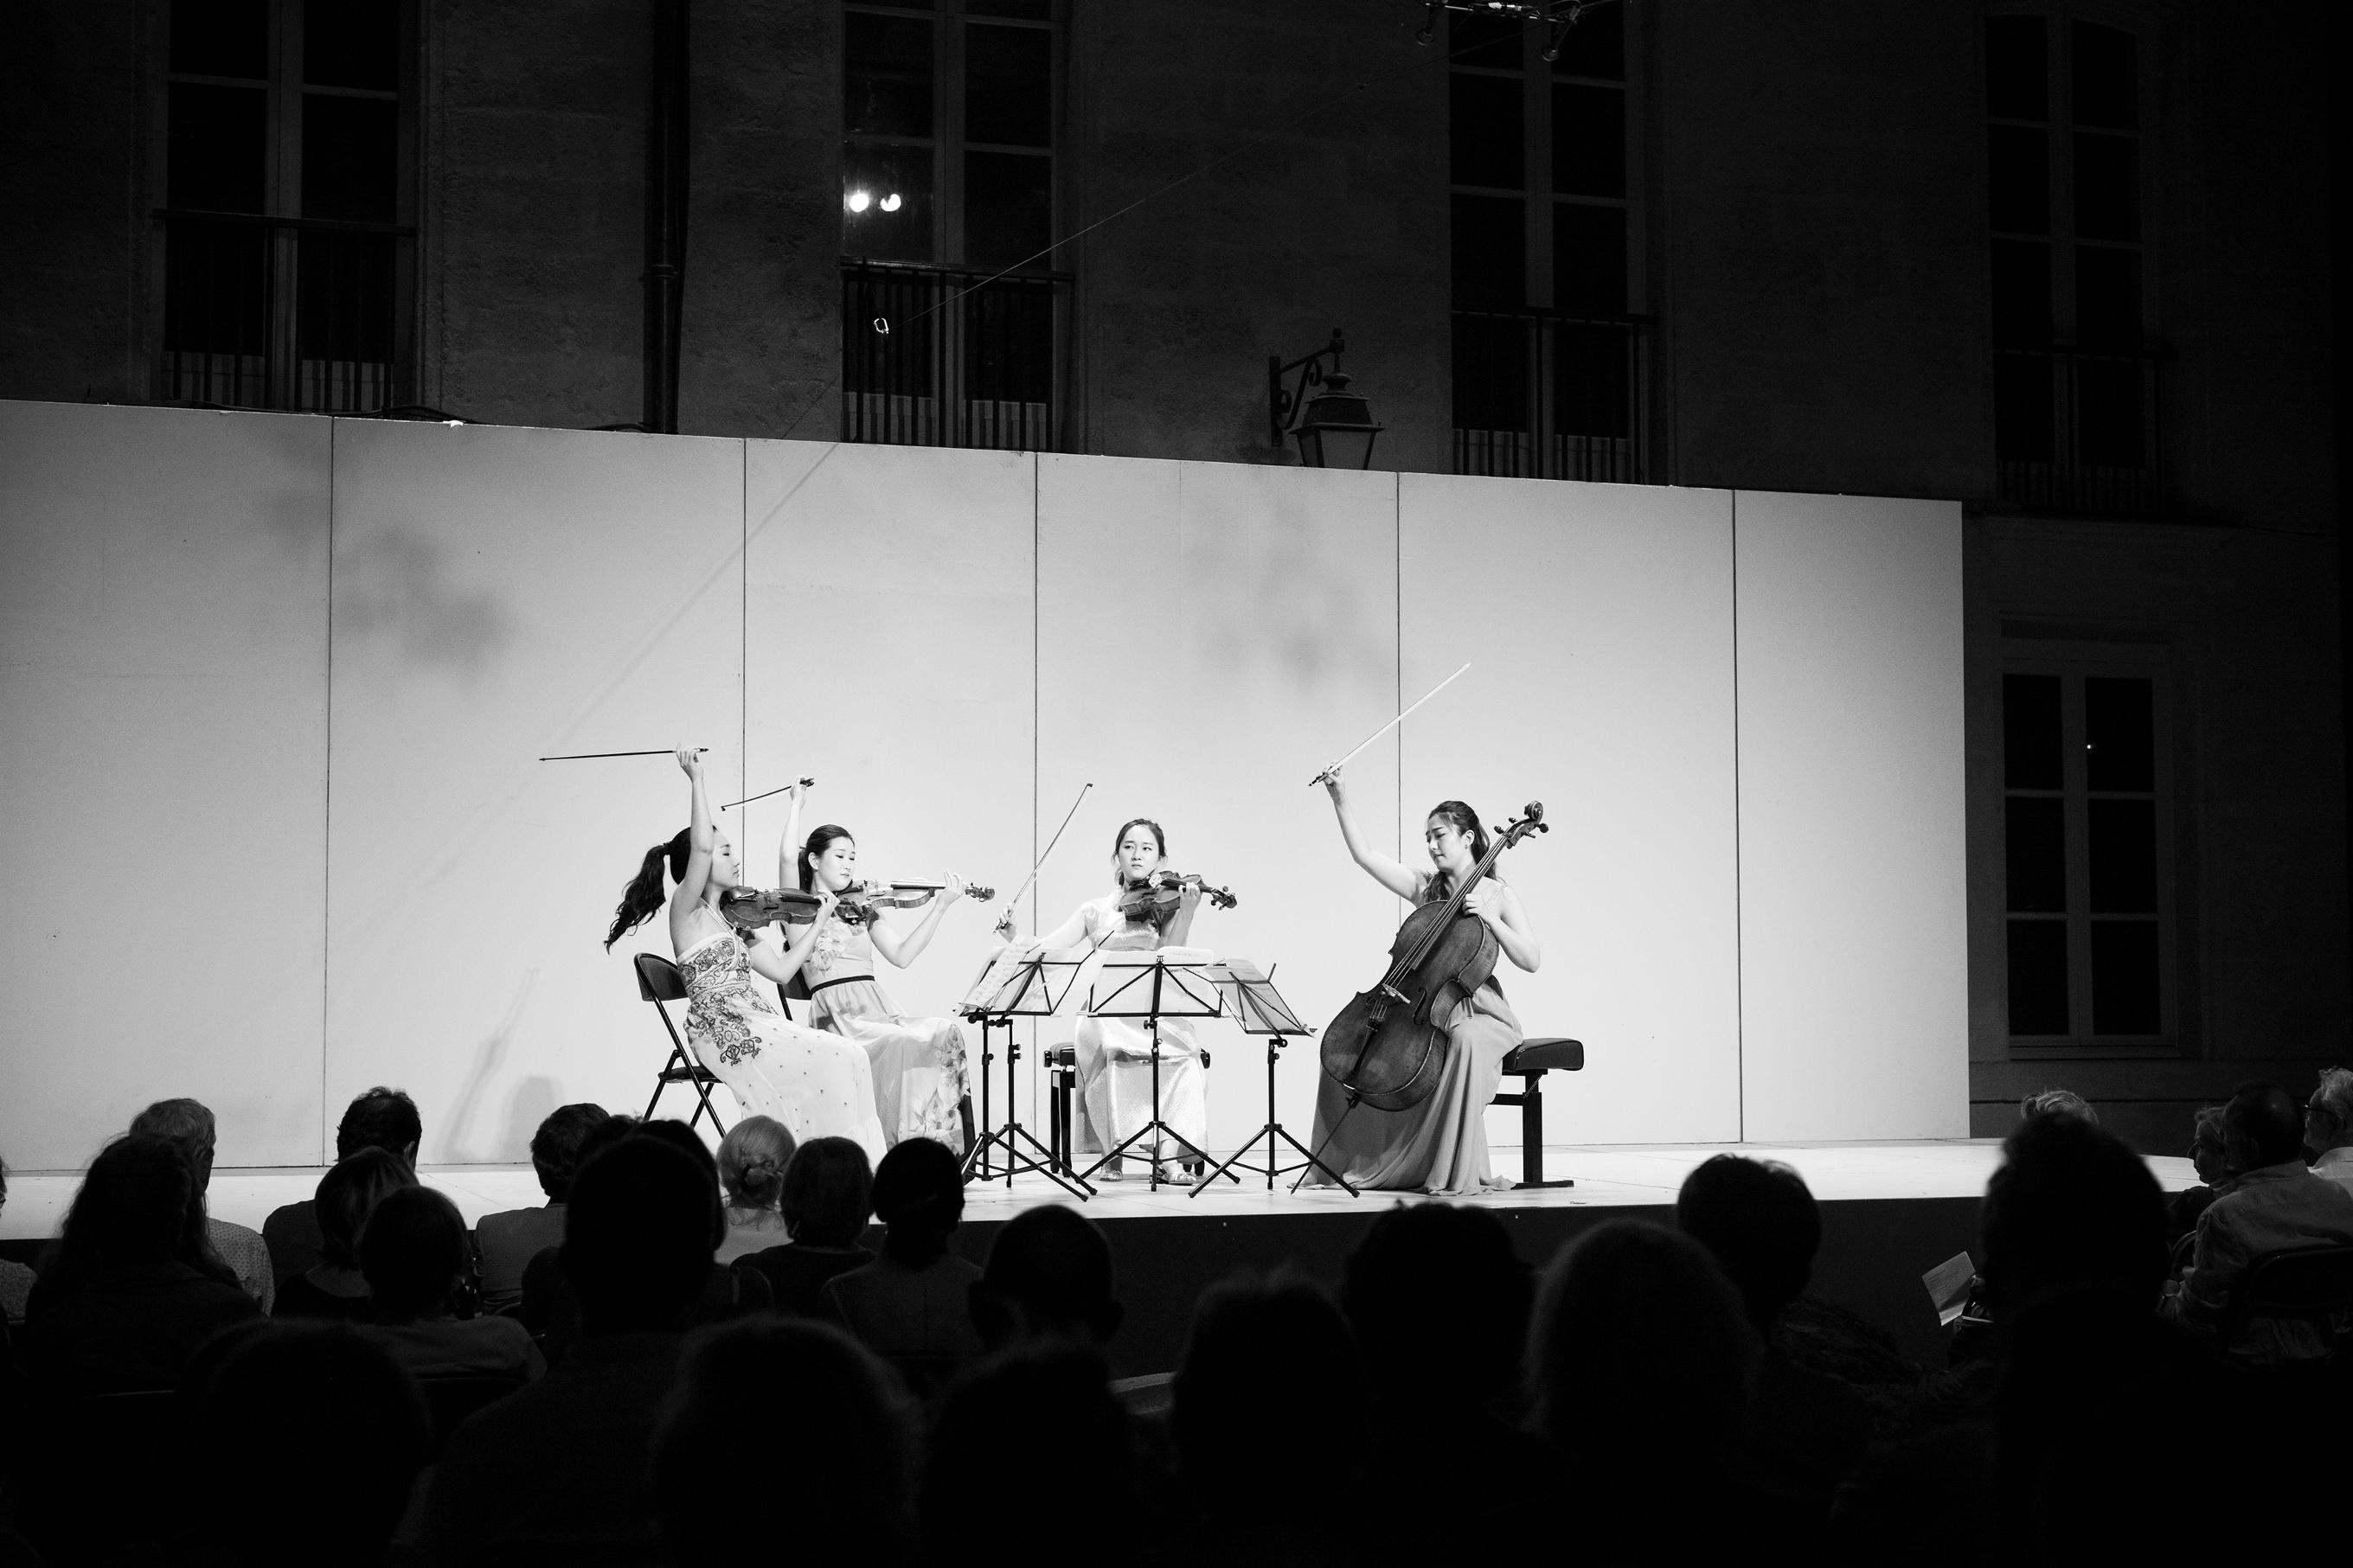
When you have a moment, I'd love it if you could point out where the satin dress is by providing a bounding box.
[799,916,972,1149]
[676,923,886,1161]
[1068,896,1208,1168]
[1305,872,1523,1195]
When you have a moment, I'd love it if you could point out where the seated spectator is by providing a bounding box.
[925,1344,1132,1564]
[969,1201,1123,1349]
[18,1134,260,1400]
[2167,1105,2233,1244]
[1172,1270,1366,1565]
[822,1137,983,1395]
[413,1133,717,1565]
[1676,1155,1872,1514]
[0,1157,32,1323]
[714,1114,798,1264]
[2020,1087,2097,1124]
[2164,1079,2353,1361]
[738,1135,876,1316]
[2305,1067,2353,1195]
[127,1097,276,1313]
[475,1101,608,1312]
[652,1318,914,1565]
[274,1148,414,1322]
[265,1085,421,1283]
[357,1185,541,1381]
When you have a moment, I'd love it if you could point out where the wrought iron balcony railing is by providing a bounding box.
[1993,343,2164,518]
[841,260,1070,452]
[1452,307,1652,483]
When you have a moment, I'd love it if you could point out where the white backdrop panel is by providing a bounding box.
[1036,456,1401,1155]
[326,422,745,1162]
[0,403,330,1168]
[738,440,1035,1046]
[1399,473,1742,1147]
[1734,490,1968,1139]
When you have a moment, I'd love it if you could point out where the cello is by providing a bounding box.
[1317,803,1548,1112]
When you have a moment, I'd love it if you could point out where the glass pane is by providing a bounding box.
[846,12,934,138]
[969,0,1047,17]
[1451,315,1528,432]
[1554,202,1626,315]
[2074,245,2141,349]
[295,230,396,411]
[1986,125,2049,234]
[169,83,267,213]
[1448,14,1524,70]
[1450,73,1523,189]
[965,150,1050,269]
[1451,195,1524,308]
[966,24,1050,148]
[2084,676,2156,790]
[1990,239,2050,346]
[2091,920,2160,1034]
[1555,323,1631,438]
[2088,799,2157,914]
[1984,16,2047,119]
[963,278,1055,404]
[172,0,269,79]
[843,144,935,262]
[302,95,400,223]
[1551,84,1624,198]
[1549,4,1623,80]
[2071,22,2138,131]
[2075,358,2145,468]
[2003,673,2062,788]
[1993,352,2054,462]
[163,220,268,355]
[305,0,401,92]
[2007,921,2070,1034]
[2005,797,2067,913]
[843,268,933,398]
[2073,133,2138,242]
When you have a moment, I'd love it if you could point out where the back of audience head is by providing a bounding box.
[715,1115,797,1213]
[870,1137,965,1263]
[128,1098,219,1188]
[971,1203,1121,1348]
[1527,1219,1757,1460]
[336,1085,423,1165]
[628,1117,727,1247]
[563,1135,717,1332]
[529,1102,612,1203]
[781,1136,874,1246]
[2189,1104,2230,1185]
[2020,1087,2097,1125]
[357,1184,468,1322]
[2221,1080,2305,1171]
[1981,1113,2167,1318]
[316,1147,420,1272]
[1676,1155,1820,1333]
[177,1321,430,1566]
[924,1344,1127,1559]
[1340,1200,1529,1405]
[652,1318,913,1565]
[2309,1066,2353,1155]
[1172,1271,1363,1517]
[46,1134,229,1300]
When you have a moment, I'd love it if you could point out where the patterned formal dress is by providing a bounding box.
[677,924,886,1160]
[799,917,972,1150]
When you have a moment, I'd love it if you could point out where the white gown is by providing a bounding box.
[676,925,886,1162]
[1068,897,1207,1167]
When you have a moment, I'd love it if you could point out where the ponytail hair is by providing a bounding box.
[1425,800,1497,900]
[606,829,692,950]
[798,826,855,892]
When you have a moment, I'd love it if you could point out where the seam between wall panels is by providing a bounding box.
[741,440,748,817]
[1395,471,1404,880]
[323,419,337,1165]
[1731,490,1744,1143]
[1031,451,1042,1118]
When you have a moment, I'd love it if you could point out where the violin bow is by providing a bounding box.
[1308,662,1471,785]
[999,782,1093,917]
[538,746,708,761]
[722,777,817,810]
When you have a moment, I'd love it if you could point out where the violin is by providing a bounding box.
[1115,870,1239,920]
[1317,803,1547,1112]
[720,886,821,931]
[796,878,996,926]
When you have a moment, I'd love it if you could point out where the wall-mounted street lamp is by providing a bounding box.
[1268,328,1384,470]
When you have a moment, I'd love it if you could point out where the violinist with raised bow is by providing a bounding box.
[1310,768,1539,1194]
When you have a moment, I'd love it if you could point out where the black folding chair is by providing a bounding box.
[634,951,729,1136]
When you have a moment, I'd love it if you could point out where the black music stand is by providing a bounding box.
[958,946,1094,1200]
[1189,961,1356,1197]
[1080,953,1229,1192]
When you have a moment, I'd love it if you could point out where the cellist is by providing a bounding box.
[1308,768,1540,1194]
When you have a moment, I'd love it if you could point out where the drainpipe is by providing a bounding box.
[643,0,689,433]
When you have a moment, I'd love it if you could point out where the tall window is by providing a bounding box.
[840,1,1065,451]
[158,0,414,413]
[2003,665,2172,1046]
[1447,5,1646,482]
[1985,13,2157,514]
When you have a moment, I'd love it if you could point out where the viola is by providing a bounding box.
[1115,870,1239,920]
[1317,803,1547,1112]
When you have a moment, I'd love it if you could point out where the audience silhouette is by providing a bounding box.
[736,1135,875,1316]
[822,1137,983,1395]
[263,1087,420,1284]
[473,1101,607,1311]
[273,1148,415,1322]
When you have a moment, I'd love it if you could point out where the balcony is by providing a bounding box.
[1451,307,1651,483]
[841,260,1069,451]
[1993,344,2164,518]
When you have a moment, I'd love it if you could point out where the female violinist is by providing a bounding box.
[1309,769,1540,1194]
[775,790,978,1154]
[604,751,886,1160]
[998,818,1210,1181]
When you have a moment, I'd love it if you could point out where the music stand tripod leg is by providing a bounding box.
[1189,1037,1356,1198]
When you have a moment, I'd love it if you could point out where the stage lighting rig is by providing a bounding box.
[1417,0,1625,62]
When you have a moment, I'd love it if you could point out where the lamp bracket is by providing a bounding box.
[1267,328,1349,446]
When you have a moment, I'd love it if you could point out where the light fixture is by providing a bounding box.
[879,192,902,212]
[1267,328,1384,470]
[845,188,872,213]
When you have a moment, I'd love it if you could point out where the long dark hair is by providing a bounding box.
[798,825,855,892]
[1110,816,1175,931]
[607,829,692,949]
[1425,800,1496,901]
[41,1134,236,1302]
